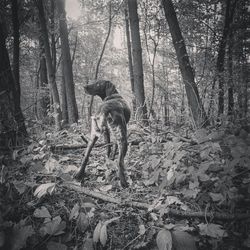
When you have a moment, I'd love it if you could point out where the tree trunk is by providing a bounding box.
[50,0,56,75]
[36,0,62,130]
[57,0,78,124]
[217,0,237,116]
[61,61,68,123]
[37,37,50,119]
[227,31,234,116]
[0,20,21,149]
[143,24,159,119]
[161,0,208,128]
[11,0,27,137]
[124,6,136,113]
[89,1,112,119]
[128,0,148,123]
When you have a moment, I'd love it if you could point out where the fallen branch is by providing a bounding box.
[63,182,250,221]
[50,130,196,152]
[50,139,143,151]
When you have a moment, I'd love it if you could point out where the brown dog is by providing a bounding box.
[74,80,131,188]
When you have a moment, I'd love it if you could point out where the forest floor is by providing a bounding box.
[1,122,250,250]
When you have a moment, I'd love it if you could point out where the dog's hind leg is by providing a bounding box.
[109,143,117,161]
[117,133,128,188]
[103,127,111,158]
[109,115,128,188]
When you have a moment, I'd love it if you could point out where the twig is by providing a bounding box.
[81,135,88,144]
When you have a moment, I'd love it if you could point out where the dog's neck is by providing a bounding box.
[104,93,122,101]
[98,89,118,100]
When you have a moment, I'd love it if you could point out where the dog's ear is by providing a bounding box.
[105,81,117,96]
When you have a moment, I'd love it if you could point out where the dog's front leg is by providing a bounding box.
[74,116,100,181]
[74,135,98,181]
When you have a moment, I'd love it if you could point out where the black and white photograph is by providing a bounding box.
[0,0,250,249]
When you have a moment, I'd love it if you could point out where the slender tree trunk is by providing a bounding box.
[11,0,27,137]
[39,41,48,87]
[128,0,148,123]
[57,0,78,124]
[37,37,50,119]
[144,27,159,119]
[71,32,78,65]
[50,0,57,75]
[61,61,68,123]
[0,20,22,148]
[161,0,208,128]
[89,1,112,118]
[227,31,234,116]
[124,6,136,113]
[217,0,237,116]
[11,0,20,99]
[36,0,62,130]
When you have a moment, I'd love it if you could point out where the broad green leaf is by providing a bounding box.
[77,212,89,232]
[34,183,56,198]
[93,221,102,243]
[13,181,27,194]
[44,158,60,173]
[39,216,66,236]
[33,206,51,218]
[198,223,227,238]
[209,192,224,202]
[69,203,80,220]
[138,224,146,235]
[156,229,172,250]
[100,224,108,247]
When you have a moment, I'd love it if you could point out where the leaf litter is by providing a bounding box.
[0,124,250,249]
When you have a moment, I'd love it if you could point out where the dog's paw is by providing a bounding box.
[120,180,129,189]
[74,171,84,182]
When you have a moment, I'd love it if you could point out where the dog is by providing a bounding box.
[74,80,131,188]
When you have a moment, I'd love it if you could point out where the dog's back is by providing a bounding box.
[100,94,131,124]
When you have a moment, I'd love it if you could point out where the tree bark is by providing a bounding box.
[61,61,68,123]
[37,37,50,119]
[227,30,234,116]
[50,0,56,75]
[57,0,78,124]
[128,0,148,123]
[161,0,208,128]
[0,19,21,148]
[36,0,62,130]
[124,6,136,113]
[11,0,27,137]
[217,0,237,116]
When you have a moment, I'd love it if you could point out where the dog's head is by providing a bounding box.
[84,80,118,100]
